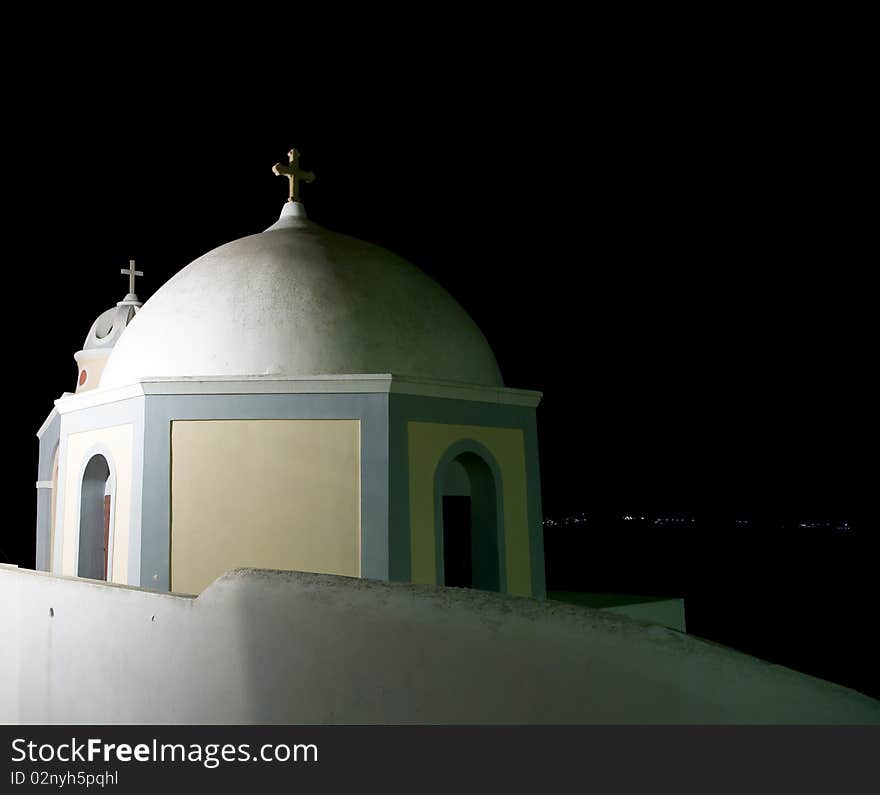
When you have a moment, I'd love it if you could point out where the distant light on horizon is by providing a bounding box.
[543,514,852,532]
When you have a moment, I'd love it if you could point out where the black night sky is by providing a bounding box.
[3,33,875,699]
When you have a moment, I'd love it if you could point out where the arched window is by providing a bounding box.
[435,444,503,592]
[77,454,113,581]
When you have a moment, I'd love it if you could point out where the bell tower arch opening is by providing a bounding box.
[77,453,114,581]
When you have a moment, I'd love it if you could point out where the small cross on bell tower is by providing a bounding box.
[120,259,144,306]
[272,149,316,203]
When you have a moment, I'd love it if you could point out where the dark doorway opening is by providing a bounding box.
[439,451,500,591]
[442,495,472,587]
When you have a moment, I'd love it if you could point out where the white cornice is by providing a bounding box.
[142,374,396,396]
[55,383,146,414]
[54,374,542,414]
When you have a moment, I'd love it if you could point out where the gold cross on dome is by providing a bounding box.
[272,149,316,203]
[121,259,143,295]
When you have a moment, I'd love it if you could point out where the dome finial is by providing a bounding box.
[272,148,316,204]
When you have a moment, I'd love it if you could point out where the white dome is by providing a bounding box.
[99,203,503,389]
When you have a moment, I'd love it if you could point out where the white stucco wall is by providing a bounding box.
[1,565,878,725]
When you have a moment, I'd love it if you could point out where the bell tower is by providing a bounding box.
[73,261,143,392]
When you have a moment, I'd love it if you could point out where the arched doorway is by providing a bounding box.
[77,454,113,580]
[436,445,503,592]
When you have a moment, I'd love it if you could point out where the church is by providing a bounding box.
[34,149,545,598]
[4,150,877,724]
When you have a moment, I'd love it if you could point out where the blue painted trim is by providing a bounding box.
[141,398,171,590]
[35,410,60,571]
[391,394,538,429]
[523,412,546,598]
[358,396,390,580]
[388,402,411,582]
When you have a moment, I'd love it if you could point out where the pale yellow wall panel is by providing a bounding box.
[407,422,532,596]
[171,419,361,595]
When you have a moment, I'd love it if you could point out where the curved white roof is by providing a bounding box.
[99,203,503,389]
